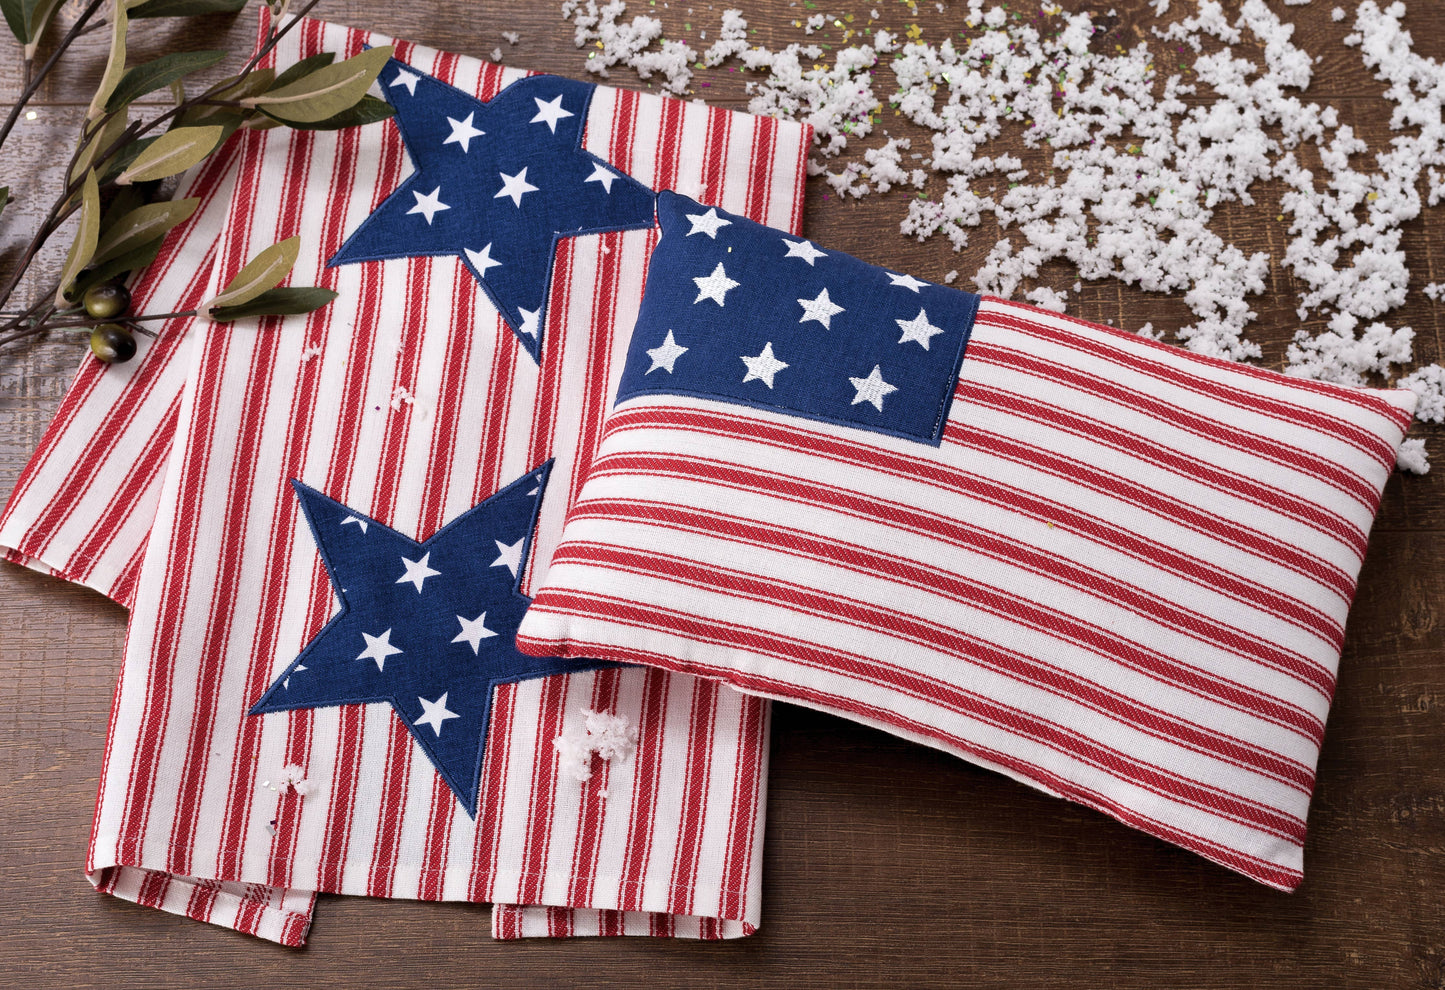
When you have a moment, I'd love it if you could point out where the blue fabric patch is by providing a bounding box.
[248,463,617,817]
[614,191,979,446]
[328,60,657,362]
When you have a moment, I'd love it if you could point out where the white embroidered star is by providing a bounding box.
[495,167,538,208]
[849,365,898,412]
[645,330,688,374]
[887,272,928,292]
[585,162,619,192]
[396,551,441,593]
[491,537,525,577]
[407,186,450,224]
[414,692,460,736]
[896,307,944,349]
[517,306,540,338]
[530,94,574,133]
[442,112,485,152]
[282,663,307,690]
[465,243,501,278]
[390,68,420,96]
[685,207,732,239]
[356,628,403,672]
[452,611,498,654]
[741,342,789,388]
[797,287,845,330]
[693,262,740,306]
[783,238,827,265]
[340,515,368,534]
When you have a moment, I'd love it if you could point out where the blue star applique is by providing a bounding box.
[328,60,657,362]
[248,463,617,816]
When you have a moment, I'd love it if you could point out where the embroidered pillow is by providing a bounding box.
[517,190,1418,891]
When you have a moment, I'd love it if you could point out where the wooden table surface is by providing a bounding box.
[2,1,1442,987]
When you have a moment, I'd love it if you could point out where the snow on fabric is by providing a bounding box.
[516,197,1417,892]
[0,14,808,944]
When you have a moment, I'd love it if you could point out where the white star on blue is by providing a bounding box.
[615,192,982,446]
[328,60,656,362]
[248,462,617,816]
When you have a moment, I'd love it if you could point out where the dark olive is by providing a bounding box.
[89,323,137,364]
[83,282,131,320]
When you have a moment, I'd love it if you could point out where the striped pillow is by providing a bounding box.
[516,194,1417,891]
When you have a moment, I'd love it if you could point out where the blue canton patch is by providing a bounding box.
[248,463,618,816]
[328,60,657,362]
[614,191,980,446]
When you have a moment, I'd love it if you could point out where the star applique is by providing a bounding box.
[783,238,827,265]
[741,342,789,388]
[887,272,929,292]
[248,462,617,816]
[693,263,740,306]
[849,365,898,411]
[895,308,944,349]
[329,60,657,362]
[645,330,689,373]
[797,287,845,329]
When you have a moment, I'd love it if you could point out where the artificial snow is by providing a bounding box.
[553,708,641,782]
[560,0,1441,467]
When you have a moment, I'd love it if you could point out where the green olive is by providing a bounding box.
[83,282,131,320]
[89,323,137,364]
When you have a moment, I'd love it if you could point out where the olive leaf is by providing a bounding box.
[70,237,165,299]
[263,94,396,131]
[241,45,394,124]
[115,124,223,184]
[56,170,101,304]
[200,235,301,316]
[271,51,335,90]
[127,0,248,16]
[92,197,199,266]
[106,50,227,113]
[0,185,9,220]
[210,66,275,102]
[209,287,339,321]
[70,109,128,184]
[2,0,65,50]
[86,1,129,121]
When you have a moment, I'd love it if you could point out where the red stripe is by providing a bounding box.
[585,451,1338,704]
[618,668,670,910]
[699,105,732,205]
[604,405,1345,647]
[667,678,717,916]
[954,369,1369,557]
[555,532,1320,788]
[520,594,1308,844]
[979,308,1402,477]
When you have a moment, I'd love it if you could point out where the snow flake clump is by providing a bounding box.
[553,709,641,782]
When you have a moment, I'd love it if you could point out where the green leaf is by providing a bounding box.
[70,236,165,299]
[241,45,393,123]
[202,236,301,315]
[0,185,9,220]
[271,52,335,90]
[263,94,396,131]
[97,134,156,182]
[106,49,227,113]
[86,1,129,120]
[127,0,247,16]
[3,0,63,47]
[115,124,222,184]
[70,109,128,184]
[209,286,339,321]
[211,66,274,102]
[92,197,198,266]
[56,170,101,304]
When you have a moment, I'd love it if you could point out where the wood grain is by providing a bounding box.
[1,2,1442,988]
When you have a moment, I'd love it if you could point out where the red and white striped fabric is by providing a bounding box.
[518,295,1416,892]
[1,14,807,944]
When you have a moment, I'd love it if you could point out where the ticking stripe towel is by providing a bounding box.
[0,20,809,944]
[516,192,1417,891]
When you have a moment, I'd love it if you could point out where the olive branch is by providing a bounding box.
[0,0,393,362]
